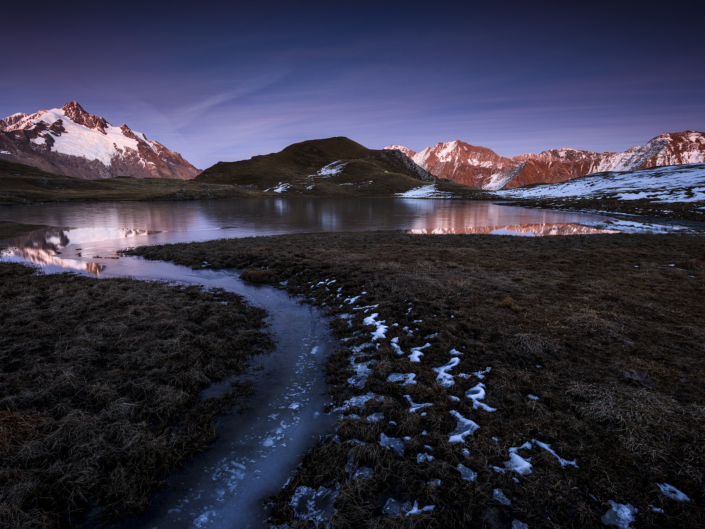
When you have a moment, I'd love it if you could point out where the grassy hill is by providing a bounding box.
[0,159,252,204]
[0,138,491,204]
[197,137,490,198]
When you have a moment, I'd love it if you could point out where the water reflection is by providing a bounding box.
[0,199,629,276]
[1,227,159,275]
[0,198,612,234]
[409,223,620,236]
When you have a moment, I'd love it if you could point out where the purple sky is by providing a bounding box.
[3,1,704,169]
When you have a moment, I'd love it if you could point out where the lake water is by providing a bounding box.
[0,198,634,275]
[0,198,664,528]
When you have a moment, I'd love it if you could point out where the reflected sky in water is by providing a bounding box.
[0,198,625,275]
[0,198,612,233]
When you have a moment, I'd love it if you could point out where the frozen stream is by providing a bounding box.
[3,251,339,529]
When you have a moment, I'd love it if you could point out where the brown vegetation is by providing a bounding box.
[0,158,252,205]
[197,137,491,199]
[512,195,705,223]
[0,151,487,205]
[0,262,272,527]
[126,232,705,527]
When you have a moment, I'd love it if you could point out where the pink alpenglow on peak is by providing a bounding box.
[385,131,705,190]
[0,102,201,180]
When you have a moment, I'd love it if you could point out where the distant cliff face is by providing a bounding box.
[385,131,705,190]
[0,102,200,180]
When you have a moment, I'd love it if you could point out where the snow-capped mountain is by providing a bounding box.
[385,131,705,190]
[0,102,200,180]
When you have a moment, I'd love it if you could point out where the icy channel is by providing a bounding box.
[7,249,339,529]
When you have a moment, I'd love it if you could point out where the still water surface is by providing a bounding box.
[0,198,621,274]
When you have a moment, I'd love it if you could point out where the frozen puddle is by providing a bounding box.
[26,255,341,529]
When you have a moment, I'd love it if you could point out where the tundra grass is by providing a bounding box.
[125,232,705,528]
[0,261,273,528]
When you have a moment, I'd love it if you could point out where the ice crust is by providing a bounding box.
[433,357,460,387]
[601,501,638,528]
[448,410,480,442]
[656,483,690,502]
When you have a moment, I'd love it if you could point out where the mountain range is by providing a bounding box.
[1,100,702,193]
[386,131,705,190]
[0,102,200,180]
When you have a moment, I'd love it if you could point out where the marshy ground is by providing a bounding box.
[0,224,273,528]
[127,231,705,528]
[512,196,705,223]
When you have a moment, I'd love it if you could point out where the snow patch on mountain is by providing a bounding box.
[396,185,454,198]
[13,108,143,165]
[0,102,200,180]
[385,131,705,190]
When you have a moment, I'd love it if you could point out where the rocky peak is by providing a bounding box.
[119,124,138,140]
[386,130,704,190]
[386,145,417,159]
[0,112,29,130]
[61,101,109,134]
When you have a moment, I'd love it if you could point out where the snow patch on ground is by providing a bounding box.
[493,489,511,506]
[363,313,388,340]
[404,395,433,412]
[432,357,460,387]
[601,501,638,528]
[396,185,454,198]
[409,343,431,362]
[448,410,480,442]
[502,163,705,204]
[316,161,347,177]
[457,463,477,481]
[656,483,690,502]
[387,373,417,385]
[466,383,496,412]
[505,443,533,475]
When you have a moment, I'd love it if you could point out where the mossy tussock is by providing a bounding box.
[0,262,273,527]
[127,232,705,527]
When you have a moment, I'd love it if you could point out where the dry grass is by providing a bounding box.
[0,262,272,527]
[196,137,491,199]
[126,232,705,527]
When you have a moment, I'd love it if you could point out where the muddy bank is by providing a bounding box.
[0,262,272,528]
[126,232,705,528]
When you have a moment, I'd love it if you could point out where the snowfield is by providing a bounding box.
[11,108,150,165]
[501,163,705,204]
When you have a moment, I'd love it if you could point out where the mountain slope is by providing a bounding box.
[0,158,249,204]
[196,137,473,197]
[386,131,705,190]
[504,163,705,221]
[0,102,200,180]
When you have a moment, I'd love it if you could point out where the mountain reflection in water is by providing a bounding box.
[1,227,160,275]
[409,223,621,236]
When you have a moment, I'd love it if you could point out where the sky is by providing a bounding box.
[3,0,704,169]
